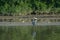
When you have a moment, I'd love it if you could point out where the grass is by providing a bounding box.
[0,26,60,40]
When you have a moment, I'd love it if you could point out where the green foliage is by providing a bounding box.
[0,0,60,15]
